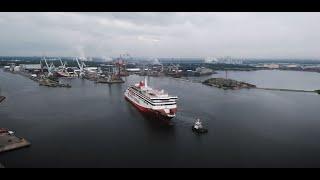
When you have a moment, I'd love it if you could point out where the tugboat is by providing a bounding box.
[192,118,208,134]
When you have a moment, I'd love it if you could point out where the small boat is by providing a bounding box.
[192,118,208,134]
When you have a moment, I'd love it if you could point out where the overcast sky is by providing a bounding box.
[0,12,320,59]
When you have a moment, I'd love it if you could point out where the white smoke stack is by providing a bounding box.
[152,58,161,65]
[103,56,113,62]
[144,76,148,88]
[76,46,87,61]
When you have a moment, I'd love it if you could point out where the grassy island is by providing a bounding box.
[203,78,256,90]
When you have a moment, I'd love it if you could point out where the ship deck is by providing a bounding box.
[0,133,31,153]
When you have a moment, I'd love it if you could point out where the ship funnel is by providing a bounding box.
[144,76,148,87]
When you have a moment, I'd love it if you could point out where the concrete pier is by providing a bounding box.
[0,132,31,153]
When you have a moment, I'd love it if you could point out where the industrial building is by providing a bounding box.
[19,64,42,73]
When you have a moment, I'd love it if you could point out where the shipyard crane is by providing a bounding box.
[75,57,86,78]
[42,57,55,77]
[59,57,66,69]
[57,57,71,77]
[115,54,128,76]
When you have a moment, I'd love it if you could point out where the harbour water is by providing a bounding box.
[1,69,320,167]
[190,70,320,91]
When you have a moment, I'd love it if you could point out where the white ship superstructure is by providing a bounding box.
[124,77,178,119]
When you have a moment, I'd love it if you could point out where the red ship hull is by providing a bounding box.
[55,71,69,77]
[125,96,176,120]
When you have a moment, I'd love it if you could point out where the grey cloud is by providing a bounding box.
[0,12,320,59]
[78,12,182,26]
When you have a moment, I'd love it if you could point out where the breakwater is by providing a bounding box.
[256,87,316,93]
[202,77,319,94]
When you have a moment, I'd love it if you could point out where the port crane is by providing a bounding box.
[75,57,86,78]
[42,57,55,77]
[59,57,66,69]
[56,57,72,77]
[115,54,129,76]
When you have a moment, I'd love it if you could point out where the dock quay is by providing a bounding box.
[39,78,71,88]
[6,71,71,88]
[95,77,125,84]
[0,129,31,153]
[96,79,124,84]
[15,71,40,82]
[0,96,5,103]
[166,76,202,83]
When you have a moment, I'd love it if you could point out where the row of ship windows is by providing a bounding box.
[129,88,176,102]
[129,93,153,106]
[128,91,153,105]
[129,89,158,103]
[130,87,177,101]
[129,90,176,106]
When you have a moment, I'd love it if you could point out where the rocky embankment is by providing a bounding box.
[39,78,71,88]
[203,78,256,90]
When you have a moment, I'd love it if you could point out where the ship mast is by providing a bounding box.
[144,76,148,88]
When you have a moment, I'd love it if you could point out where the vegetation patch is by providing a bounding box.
[203,78,256,90]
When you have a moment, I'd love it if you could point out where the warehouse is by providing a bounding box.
[20,64,42,73]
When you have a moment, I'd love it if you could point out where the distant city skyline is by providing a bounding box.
[0,12,320,60]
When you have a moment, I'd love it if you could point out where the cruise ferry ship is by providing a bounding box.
[124,78,178,119]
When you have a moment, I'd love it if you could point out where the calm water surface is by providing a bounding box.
[0,69,320,168]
